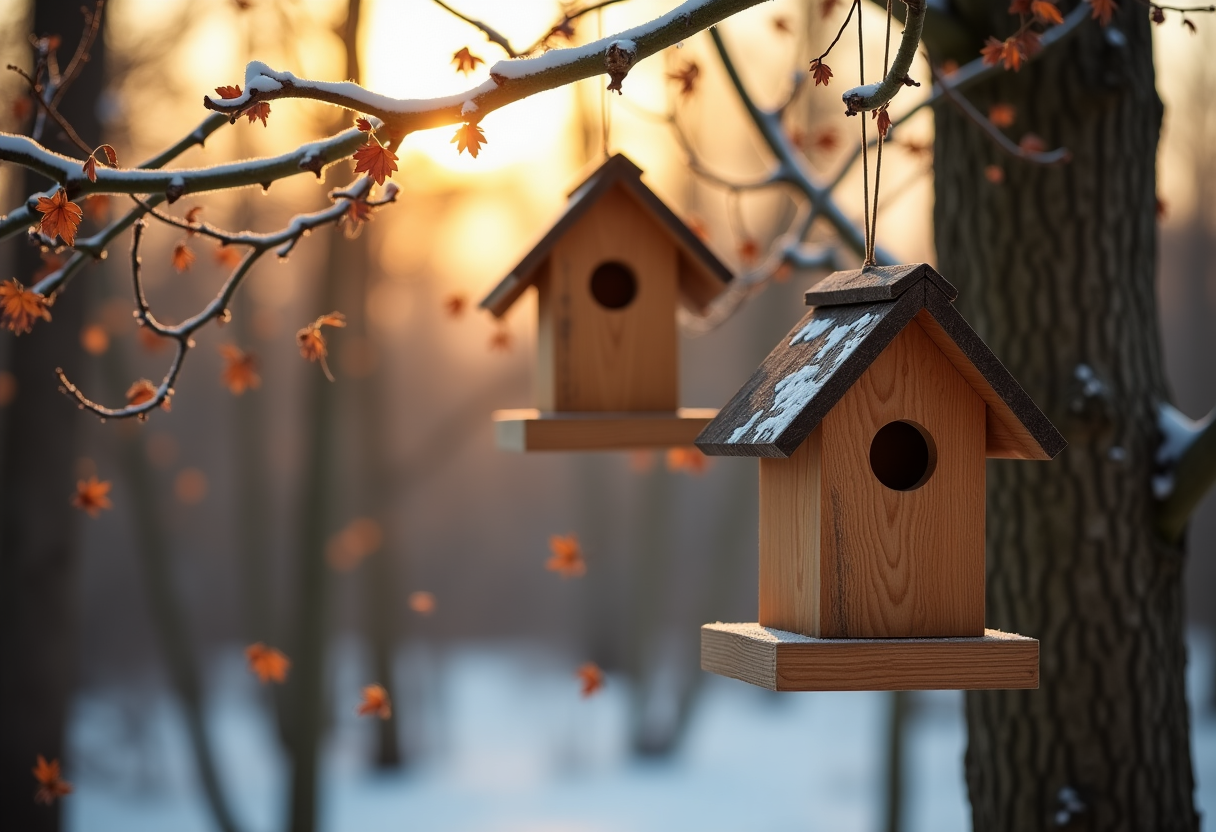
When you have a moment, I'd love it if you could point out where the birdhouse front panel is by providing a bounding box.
[536,184,679,413]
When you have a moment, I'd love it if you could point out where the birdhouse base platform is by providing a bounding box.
[492,408,718,451]
[701,622,1039,691]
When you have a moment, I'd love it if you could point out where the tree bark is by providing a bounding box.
[0,3,101,830]
[930,3,1198,829]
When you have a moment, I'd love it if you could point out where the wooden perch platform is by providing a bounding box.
[701,622,1039,691]
[492,408,718,451]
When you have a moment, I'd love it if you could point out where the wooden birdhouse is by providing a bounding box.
[695,264,1066,691]
[479,154,732,451]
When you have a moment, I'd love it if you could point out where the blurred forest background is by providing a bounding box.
[0,0,1213,830]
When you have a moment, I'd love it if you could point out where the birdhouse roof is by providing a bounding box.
[479,154,732,318]
[695,264,1066,460]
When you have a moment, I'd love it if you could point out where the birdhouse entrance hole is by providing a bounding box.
[589,261,637,309]
[869,420,937,491]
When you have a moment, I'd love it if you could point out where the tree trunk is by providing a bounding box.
[0,3,101,830]
[930,3,1198,829]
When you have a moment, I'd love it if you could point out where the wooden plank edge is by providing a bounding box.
[701,623,1039,692]
[492,408,719,451]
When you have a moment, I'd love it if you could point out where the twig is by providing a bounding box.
[432,0,634,58]
[430,0,520,57]
[810,0,860,67]
[56,178,382,419]
[930,64,1070,165]
[6,64,95,157]
[840,0,926,115]
[198,0,775,133]
[51,0,105,108]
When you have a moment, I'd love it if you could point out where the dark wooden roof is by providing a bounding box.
[479,154,732,318]
[696,266,1066,460]
[804,262,958,306]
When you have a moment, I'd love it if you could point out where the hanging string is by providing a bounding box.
[598,9,610,159]
[866,0,894,266]
[857,0,871,267]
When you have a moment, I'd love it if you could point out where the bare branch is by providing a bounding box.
[430,0,520,58]
[51,0,105,108]
[6,64,95,157]
[930,64,1070,165]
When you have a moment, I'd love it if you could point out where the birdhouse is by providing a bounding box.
[479,154,732,451]
[695,263,1066,691]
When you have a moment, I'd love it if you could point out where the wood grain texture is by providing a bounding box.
[819,319,987,638]
[545,184,679,412]
[702,622,1039,691]
[492,408,717,451]
[758,427,822,634]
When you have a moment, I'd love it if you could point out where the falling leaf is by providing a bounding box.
[408,591,436,615]
[984,164,1005,184]
[809,58,833,86]
[873,108,892,139]
[353,139,398,185]
[576,662,604,697]
[215,84,242,99]
[214,244,243,268]
[71,476,112,517]
[326,517,382,571]
[444,294,467,317]
[36,188,84,246]
[772,16,792,32]
[174,468,208,505]
[811,127,840,152]
[356,684,392,719]
[1089,0,1116,25]
[667,61,700,98]
[1019,132,1047,154]
[547,534,586,578]
[244,101,271,127]
[451,122,486,158]
[488,328,511,352]
[1030,0,1064,24]
[988,103,1016,128]
[219,344,260,395]
[246,643,290,684]
[666,447,709,475]
[32,756,72,805]
[80,324,109,355]
[297,311,346,381]
[0,278,52,335]
[452,46,485,75]
[172,241,196,273]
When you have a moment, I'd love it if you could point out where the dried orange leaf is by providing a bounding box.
[71,476,112,517]
[219,344,261,395]
[452,46,485,75]
[352,140,398,185]
[0,278,52,335]
[451,122,486,158]
[576,662,604,697]
[246,643,290,683]
[36,188,84,246]
[172,241,195,273]
[244,101,270,127]
[546,534,586,578]
[215,84,242,99]
[33,756,72,805]
[356,684,392,719]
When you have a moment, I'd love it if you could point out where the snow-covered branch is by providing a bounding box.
[840,0,926,115]
[1154,402,1216,543]
[0,124,364,242]
[201,0,772,131]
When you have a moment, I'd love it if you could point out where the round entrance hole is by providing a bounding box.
[869,420,937,491]
[589,261,637,310]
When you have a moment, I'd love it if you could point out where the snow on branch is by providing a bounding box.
[840,0,926,115]
[201,0,772,132]
[1154,402,1216,543]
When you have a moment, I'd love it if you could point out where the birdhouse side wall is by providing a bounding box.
[539,186,679,412]
[818,319,987,638]
[758,427,824,635]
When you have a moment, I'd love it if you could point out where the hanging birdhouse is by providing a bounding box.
[695,263,1066,691]
[479,154,732,451]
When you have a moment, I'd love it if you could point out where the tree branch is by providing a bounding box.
[840,0,927,115]
[1155,402,1216,543]
[200,0,775,133]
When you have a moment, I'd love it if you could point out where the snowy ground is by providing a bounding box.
[66,631,1216,832]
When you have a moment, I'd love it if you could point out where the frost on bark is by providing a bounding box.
[931,4,1198,830]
